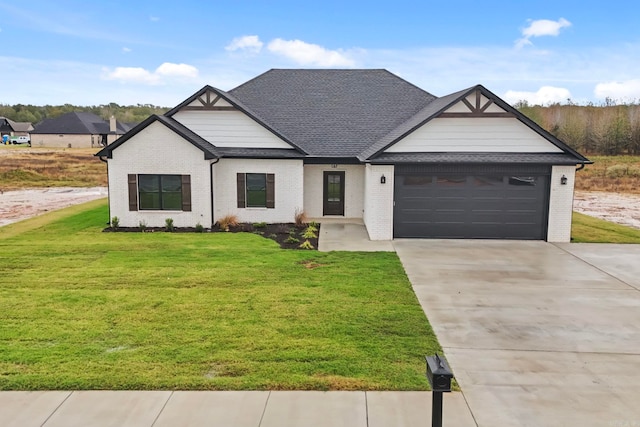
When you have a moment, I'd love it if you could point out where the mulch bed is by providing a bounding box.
[104,222,321,250]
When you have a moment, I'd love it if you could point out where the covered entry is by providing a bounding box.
[393,164,550,239]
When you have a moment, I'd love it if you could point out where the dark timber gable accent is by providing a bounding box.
[438,88,514,118]
[181,90,236,111]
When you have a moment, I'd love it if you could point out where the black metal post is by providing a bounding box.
[431,391,443,427]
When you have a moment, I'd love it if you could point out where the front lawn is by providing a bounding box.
[0,201,440,390]
[571,211,640,243]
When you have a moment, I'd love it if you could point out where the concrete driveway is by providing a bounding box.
[394,240,640,427]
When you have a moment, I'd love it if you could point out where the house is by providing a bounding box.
[0,117,34,141]
[32,112,133,148]
[96,69,590,242]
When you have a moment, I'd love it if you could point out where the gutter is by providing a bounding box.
[210,158,220,228]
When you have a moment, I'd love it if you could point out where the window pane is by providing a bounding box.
[140,192,160,209]
[138,174,182,210]
[509,176,536,186]
[246,173,266,207]
[473,176,503,187]
[436,176,467,186]
[139,175,160,210]
[327,174,341,202]
[404,176,433,186]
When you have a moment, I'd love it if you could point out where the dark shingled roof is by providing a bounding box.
[33,112,129,135]
[228,69,436,157]
[98,69,590,165]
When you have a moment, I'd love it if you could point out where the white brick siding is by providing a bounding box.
[363,164,395,240]
[107,121,212,228]
[213,158,303,223]
[547,165,576,242]
[303,165,364,218]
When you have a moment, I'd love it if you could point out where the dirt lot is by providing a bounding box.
[1,187,638,230]
[0,187,107,227]
[573,191,640,229]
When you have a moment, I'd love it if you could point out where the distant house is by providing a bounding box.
[31,112,133,148]
[0,117,34,139]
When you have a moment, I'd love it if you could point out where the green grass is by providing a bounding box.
[0,201,440,390]
[572,211,640,243]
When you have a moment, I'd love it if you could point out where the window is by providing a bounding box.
[237,173,275,208]
[127,174,191,211]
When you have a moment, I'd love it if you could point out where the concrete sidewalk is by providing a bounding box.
[0,390,476,427]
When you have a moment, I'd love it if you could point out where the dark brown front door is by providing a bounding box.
[323,171,345,216]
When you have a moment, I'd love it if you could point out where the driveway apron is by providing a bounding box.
[394,239,640,427]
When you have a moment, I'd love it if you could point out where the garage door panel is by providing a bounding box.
[394,168,549,239]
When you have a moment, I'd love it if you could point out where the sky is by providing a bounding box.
[0,0,639,107]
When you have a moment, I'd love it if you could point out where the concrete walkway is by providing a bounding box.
[316,219,394,252]
[0,390,476,427]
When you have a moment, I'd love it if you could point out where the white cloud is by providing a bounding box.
[503,86,572,105]
[267,38,355,67]
[516,18,571,48]
[122,47,132,53]
[594,79,640,101]
[103,62,199,85]
[155,62,199,78]
[104,67,160,84]
[226,35,263,53]
[150,16,160,22]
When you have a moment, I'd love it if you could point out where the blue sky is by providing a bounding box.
[0,0,638,107]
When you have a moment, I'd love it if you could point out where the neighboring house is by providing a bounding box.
[0,117,34,139]
[96,69,590,242]
[32,112,132,148]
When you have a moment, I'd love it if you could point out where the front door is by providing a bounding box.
[323,171,345,216]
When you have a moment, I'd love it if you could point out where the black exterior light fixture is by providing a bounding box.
[380,174,386,184]
[561,175,568,185]
[426,354,454,427]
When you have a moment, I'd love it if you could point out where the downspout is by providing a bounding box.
[99,156,111,225]
[210,158,220,228]
[576,163,586,172]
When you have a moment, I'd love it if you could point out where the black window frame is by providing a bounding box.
[138,174,183,211]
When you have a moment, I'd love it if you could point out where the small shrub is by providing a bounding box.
[606,165,628,178]
[218,214,239,232]
[110,216,119,230]
[299,240,314,250]
[628,167,640,177]
[302,229,318,239]
[165,218,175,232]
[195,222,204,233]
[294,208,308,227]
[268,233,278,239]
[309,221,319,229]
[285,236,300,244]
[253,222,267,229]
[306,224,318,232]
[138,220,147,232]
[276,224,291,234]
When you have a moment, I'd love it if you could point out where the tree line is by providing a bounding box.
[0,103,169,126]
[516,101,640,156]
[2,101,639,156]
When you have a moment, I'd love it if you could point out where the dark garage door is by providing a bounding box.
[394,165,550,239]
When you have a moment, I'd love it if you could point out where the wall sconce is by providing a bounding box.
[560,175,568,185]
[380,175,386,184]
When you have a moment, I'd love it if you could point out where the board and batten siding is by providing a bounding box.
[363,164,394,240]
[107,121,212,228]
[385,117,564,153]
[172,110,293,149]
